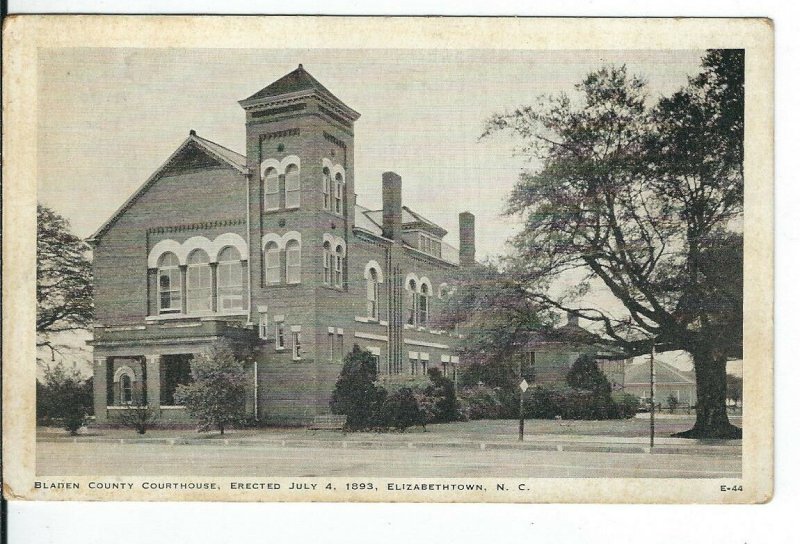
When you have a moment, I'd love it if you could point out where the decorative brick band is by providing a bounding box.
[323,131,347,149]
[147,218,245,235]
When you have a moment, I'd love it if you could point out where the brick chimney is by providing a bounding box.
[459,211,475,266]
[382,172,402,241]
[567,311,580,327]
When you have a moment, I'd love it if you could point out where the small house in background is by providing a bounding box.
[621,359,697,406]
[521,312,630,387]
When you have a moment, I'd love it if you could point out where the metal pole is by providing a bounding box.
[649,343,655,450]
[519,358,524,442]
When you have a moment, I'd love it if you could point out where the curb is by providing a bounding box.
[37,436,741,456]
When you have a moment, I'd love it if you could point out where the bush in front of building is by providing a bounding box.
[330,345,388,430]
[173,341,248,435]
[378,387,424,431]
[37,363,93,434]
[117,395,159,434]
[458,385,515,420]
[424,368,460,423]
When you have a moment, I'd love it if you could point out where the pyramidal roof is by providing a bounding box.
[240,64,359,119]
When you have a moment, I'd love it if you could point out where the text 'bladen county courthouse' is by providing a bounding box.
[88,65,476,425]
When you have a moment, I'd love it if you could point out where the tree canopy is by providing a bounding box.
[37,204,94,360]
[481,50,744,438]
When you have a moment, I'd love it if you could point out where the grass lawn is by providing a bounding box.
[38,414,742,443]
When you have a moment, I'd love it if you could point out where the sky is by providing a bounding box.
[37,48,705,255]
[36,48,708,371]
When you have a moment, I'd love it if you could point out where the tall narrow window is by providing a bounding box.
[286,239,301,284]
[120,374,133,404]
[334,173,343,214]
[328,331,335,362]
[418,283,429,326]
[285,164,300,208]
[264,242,280,284]
[322,241,332,285]
[337,331,344,362]
[406,280,418,325]
[367,268,379,319]
[217,246,243,312]
[157,252,181,314]
[334,244,343,287]
[322,167,331,210]
[186,250,212,313]
[258,311,269,339]
[264,167,279,210]
[292,330,302,360]
[275,321,285,350]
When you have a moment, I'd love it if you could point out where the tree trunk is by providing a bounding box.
[674,349,741,439]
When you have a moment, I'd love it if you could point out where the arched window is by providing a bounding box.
[264,167,279,210]
[285,164,300,208]
[119,374,133,404]
[419,283,429,326]
[286,239,301,284]
[264,242,280,284]
[334,244,344,287]
[158,252,181,314]
[322,167,331,210]
[186,250,212,313]
[217,246,243,312]
[322,241,332,285]
[407,279,418,325]
[367,267,380,319]
[334,172,343,214]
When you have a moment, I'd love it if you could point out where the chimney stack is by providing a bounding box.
[459,211,475,266]
[567,311,580,327]
[382,172,402,241]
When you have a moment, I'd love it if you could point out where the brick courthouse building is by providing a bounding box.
[88,65,474,425]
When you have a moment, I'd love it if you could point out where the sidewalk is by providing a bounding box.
[37,423,741,457]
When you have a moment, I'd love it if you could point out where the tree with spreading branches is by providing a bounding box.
[37,204,94,361]
[481,50,744,438]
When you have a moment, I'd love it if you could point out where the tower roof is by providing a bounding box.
[239,64,360,120]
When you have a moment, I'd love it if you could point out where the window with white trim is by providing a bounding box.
[328,330,335,363]
[366,267,379,319]
[186,249,212,313]
[258,311,270,340]
[285,164,301,208]
[217,246,244,312]
[334,172,343,214]
[409,352,420,376]
[157,252,182,314]
[322,167,331,210]
[292,328,302,360]
[119,373,133,404]
[264,167,280,210]
[275,320,286,350]
[286,239,301,284]
[334,244,344,287]
[337,330,345,362]
[418,283,429,326]
[322,241,332,285]
[264,242,280,284]
[406,279,418,325]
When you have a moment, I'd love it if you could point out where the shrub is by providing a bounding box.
[425,368,460,422]
[525,386,562,419]
[117,395,158,434]
[458,386,514,420]
[379,388,423,431]
[37,363,93,435]
[330,345,387,430]
[174,341,248,435]
[666,393,679,414]
[612,392,639,419]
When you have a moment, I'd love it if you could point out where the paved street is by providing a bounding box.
[37,440,741,479]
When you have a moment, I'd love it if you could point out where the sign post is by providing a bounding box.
[519,378,529,442]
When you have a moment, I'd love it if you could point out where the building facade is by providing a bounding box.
[88,65,473,425]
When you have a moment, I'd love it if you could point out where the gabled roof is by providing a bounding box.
[361,206,448,238]
[624,360,696,386]
[87,132,247,244]
[239,64,360,120]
